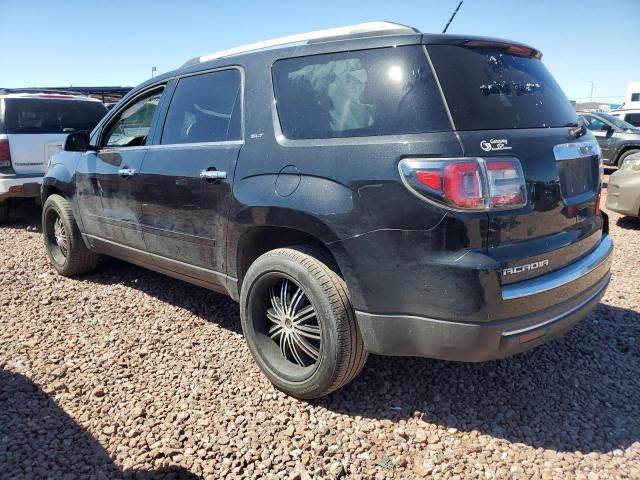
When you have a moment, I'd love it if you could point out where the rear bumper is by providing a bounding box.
[0,174,42,201]
[355,234,613,362]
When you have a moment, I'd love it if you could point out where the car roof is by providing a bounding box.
[0,88,102,102]
[124,21,541,101]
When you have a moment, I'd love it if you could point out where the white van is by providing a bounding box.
[0,89,107,223]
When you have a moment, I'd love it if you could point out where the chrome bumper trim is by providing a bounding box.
[502,234,612,301]
[503,273,610,336]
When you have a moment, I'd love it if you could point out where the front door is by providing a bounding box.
[582,114,616,161]
[134,69,243,282]
[75,87,165,251]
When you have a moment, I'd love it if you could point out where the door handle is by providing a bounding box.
[118,168,136,177]
[200,170,227,180]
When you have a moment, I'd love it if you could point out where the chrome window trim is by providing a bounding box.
[501,234,612,301]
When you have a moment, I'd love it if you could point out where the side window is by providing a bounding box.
[103,90,163,148]
[272,46,450,140]
[582,115,606,131]
[161,69,241,145]
[625,113,640,127]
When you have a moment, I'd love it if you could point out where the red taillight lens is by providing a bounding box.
[0,139,11,168]
[415,170,442,190]
[443,162,484,208]
[399,157,527,211]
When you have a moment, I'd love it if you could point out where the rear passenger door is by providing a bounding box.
[135,68,242,282]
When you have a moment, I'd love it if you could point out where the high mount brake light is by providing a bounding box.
[399,157,527,211]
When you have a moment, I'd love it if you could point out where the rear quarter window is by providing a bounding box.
[5,98,107,134]
[272,46,451,140]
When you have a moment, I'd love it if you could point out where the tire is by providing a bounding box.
[0,200,9,224]
[240,246,368,399]
[618,149,640,168]
[42,194,98,276]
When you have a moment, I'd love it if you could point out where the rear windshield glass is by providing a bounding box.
[427,45,576,131]
[272,46,451,139]
[5,98,107,134]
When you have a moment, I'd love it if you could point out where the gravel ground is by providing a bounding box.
[0,172,639,479]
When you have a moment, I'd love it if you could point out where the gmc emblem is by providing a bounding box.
[503,259,549,276]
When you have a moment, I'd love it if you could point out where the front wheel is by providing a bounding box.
[43,194,98,276]
[240,246,368,399]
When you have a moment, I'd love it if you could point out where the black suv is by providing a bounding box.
[577,111,640,167]
[42,22,613,399]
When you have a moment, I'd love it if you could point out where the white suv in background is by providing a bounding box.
[0,89,107,223]
[610,108,640,128]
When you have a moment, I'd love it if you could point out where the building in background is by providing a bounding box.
[624,82,640,109]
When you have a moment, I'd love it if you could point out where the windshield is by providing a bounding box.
[427,44,577,131]
[5,98,107,134]
[598,112,638,130]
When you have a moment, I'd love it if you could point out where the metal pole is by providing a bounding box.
[442,1,464,34]
[151,66,157,78]
[589,81,594,103]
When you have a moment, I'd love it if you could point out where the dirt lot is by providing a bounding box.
[0,172,639,479]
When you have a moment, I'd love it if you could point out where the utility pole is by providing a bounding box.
[151,66,157,78]
[589,81,594,103]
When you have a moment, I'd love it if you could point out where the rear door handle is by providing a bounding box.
[200,170,227,180]
[118,168,136,177]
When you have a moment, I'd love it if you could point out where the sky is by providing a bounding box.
[2,0,639,103]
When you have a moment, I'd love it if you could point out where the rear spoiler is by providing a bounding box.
[461,40,542,59]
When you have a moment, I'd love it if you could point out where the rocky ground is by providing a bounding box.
[0,172,638,479]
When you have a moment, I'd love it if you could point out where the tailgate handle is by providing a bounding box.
[200,170,227,180]
[118,168,136,177]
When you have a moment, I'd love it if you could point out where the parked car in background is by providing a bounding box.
[0,89,107,223]
[606,151,640,218]
[43,22,612,399]
[609,108,640,128]
[577,111,640,167]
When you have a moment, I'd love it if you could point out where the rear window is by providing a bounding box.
[272,46,450,140]
[427,45,576,131]
[5,98,107,134]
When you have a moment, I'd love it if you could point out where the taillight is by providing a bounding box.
[399,157,527,211]
[0,138,11,168]
[595,190,601,216]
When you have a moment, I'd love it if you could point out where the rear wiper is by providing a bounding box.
[565,122,586,138]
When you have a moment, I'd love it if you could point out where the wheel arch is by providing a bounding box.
[615,144,640,166]
[228,210,354,301]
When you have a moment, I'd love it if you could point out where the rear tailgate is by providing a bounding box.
[427,42,603,284]
[7,133,66,174]
[456,128,602,283]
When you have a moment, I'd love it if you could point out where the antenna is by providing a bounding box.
[442,1,464,34]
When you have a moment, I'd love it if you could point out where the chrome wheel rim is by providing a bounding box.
[53,217,68,257]
[266,278,321,367]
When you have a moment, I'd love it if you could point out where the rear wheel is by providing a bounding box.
[618,149,640,168]
[43,194,98,276]
[240,246,368,399]
[0,200,9,224]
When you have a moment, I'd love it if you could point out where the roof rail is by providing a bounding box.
[0,87,85,96]
[184,21,419,67]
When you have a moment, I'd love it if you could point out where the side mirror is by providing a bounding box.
[64,131,92,152]
[600,124,613,132]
